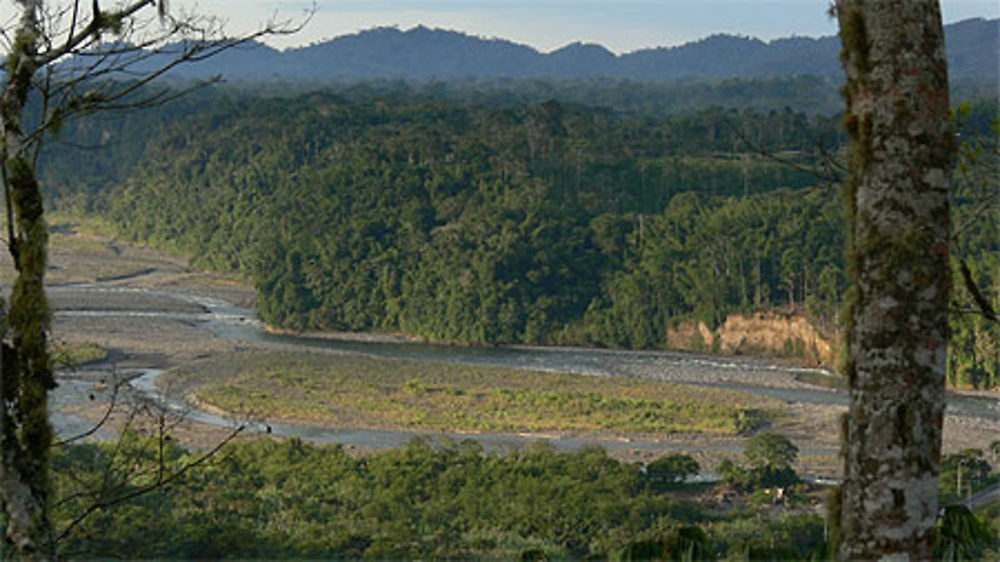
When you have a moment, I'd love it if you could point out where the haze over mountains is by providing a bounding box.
[161,18,998,83]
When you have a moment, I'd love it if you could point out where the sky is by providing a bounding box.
[1,1,996,53]
[190,0,999,52]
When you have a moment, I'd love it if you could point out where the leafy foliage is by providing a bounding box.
[51,436,832,560]
[935,505,995,561]
[645,454,701,492]
[744,432,799,471]
[716,433,800,492]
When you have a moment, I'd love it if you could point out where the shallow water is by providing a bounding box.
[51,285,999,451]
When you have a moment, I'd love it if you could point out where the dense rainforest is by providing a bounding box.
[39,81,999,387]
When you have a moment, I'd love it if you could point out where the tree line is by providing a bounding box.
[40,87,999,386]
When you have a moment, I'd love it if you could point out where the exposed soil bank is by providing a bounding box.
[668,311,836,367]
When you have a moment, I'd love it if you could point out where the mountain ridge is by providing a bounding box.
[142,18,997,84]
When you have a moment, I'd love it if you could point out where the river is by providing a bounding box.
[50,284,1000,454]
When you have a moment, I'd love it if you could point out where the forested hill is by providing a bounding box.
[46,90,841,342]
[130,18,997,85]
[41,87,998,384]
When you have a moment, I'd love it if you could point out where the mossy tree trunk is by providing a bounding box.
[0,2,293,559]
[835,0,954,559]
[1,2,57,560]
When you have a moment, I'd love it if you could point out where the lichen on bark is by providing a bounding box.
[835,1,954,559]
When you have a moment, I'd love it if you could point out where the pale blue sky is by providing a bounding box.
[201,0,998,52]
[4,1,997,53]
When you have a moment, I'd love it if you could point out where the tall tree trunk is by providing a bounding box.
[1,1,56,560]
[836,1,954,559]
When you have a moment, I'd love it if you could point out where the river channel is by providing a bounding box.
[50,284,1000,455]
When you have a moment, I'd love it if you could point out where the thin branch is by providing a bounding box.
[1,158,15,258]
[958,259,998,322]
[52,376,123,447]
[55,424,245,544]
[815,136,848,176]
[723,117,844,185]
[33,65,56,170]
[36,0,156,67]
[24,78,216,149]
[951,183,1000,242]
[65,0,82,53]
[24,10,312,146]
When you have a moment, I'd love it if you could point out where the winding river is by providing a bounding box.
[50,284,1000,454]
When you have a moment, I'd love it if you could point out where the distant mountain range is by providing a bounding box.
[142,18,998,84]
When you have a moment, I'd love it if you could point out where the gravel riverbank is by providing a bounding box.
[30,220,1000,479]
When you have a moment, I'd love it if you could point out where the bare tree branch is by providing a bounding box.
[36,0,156,67]
[54,423,245,544]
[0,1,312,558]
[959,259,998,322]
[52,373,124,447]
[722,116,844,186]
[22,5,313,149]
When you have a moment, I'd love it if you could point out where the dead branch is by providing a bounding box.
[722,116,845,186]
[52,371,125,447]
[54,422,245,544]
[959,259,998,322]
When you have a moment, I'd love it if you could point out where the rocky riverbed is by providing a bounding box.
[29,217,1000,478]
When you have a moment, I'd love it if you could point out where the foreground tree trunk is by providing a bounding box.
[0,2,298,559]
[836,0,954,559]
[1,3,57,559]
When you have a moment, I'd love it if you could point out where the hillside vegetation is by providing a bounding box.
[41,85,999,386]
